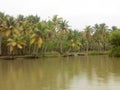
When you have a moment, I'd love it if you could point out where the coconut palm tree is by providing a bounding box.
[68,30,82,52]
[51,15,62,32]
[0,12,5,55]
[84,26,93,51]
[57,20,69,54]
[93,23,109,51]
[7,34,26,55]
[30,30,43,55]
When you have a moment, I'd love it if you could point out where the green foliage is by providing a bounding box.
[109,46,120,57]
[109,30,120,57]
[109,30,120,47]
[87,51,109,55]
[0,11,117,56]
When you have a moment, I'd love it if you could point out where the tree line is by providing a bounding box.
[0,11,120,56]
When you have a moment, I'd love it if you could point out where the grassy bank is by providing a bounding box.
[0,51,111,60]
[86,51,109,55]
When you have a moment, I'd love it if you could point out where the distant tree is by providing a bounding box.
[111,26,118,31]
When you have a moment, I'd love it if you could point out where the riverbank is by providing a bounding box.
[87,51,109,55]
[0,51,110,60]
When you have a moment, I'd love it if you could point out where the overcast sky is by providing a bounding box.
[0,0,120,30]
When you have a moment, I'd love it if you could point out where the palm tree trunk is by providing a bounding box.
[33,44,37,55]
[28,45,31,54]
[35,47,39,55]
[60,41,63,54]
[44,46,47,53]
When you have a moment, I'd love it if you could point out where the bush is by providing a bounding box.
[109,46,120,57]
[109,30,120,57]
[109,30,120,47]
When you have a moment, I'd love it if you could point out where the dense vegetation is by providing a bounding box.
[109,30,120,56]
[0,11,119,57]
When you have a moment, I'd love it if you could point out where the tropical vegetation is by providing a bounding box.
[109,30,120,56]
[0,11,120,57]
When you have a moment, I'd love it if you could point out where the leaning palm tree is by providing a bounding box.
[7,34,26,56]
[30,29,43,55]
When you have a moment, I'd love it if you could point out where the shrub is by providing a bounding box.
[109,30,120,57]
[109,30,120,47]
[109,46,120,57]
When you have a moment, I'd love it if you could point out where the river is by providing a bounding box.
[0,55,120,90]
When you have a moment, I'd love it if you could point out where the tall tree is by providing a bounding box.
[84,26,93,51]
[0,12,5,55]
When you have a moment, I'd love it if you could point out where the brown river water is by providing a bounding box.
[0,55,120,90]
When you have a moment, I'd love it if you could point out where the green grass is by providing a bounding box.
[39,52,60,57]
[87,51,109,55]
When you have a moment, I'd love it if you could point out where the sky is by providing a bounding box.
[0,0,120,30]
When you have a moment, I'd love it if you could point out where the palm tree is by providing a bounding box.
[51,15,62,31]
[93,23,109,51]
[99,23,109,50]
[42,20,54,52]
[5,15,16,37]
[59,20,69,32]
[7,34,26,55]
[57,20,69,54]
[16,15,24,27]
[28,21,45,55]
[30,31,43,55]
[68,30,82,52]
[0,12,7,55]
[20,15,40,54]
[84,26,93,51]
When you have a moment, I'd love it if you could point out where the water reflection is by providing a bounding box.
[0,56,120,90]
